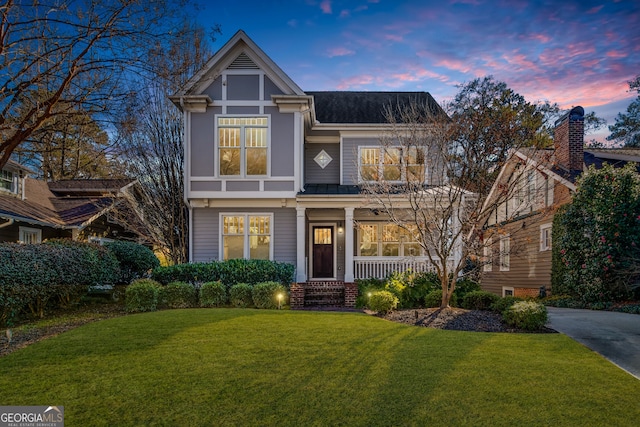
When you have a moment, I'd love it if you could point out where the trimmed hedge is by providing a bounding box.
[461,291,500,311]
[424,289,457,308]
[125,279,162,313]
[152,259,295,287]
[160,282,197,309]
[229,283,253,308]
[105,241,159,285]
[490,296,523,314]
[0,241,119,324]
[200,281,227,307]
[252,281,287,309]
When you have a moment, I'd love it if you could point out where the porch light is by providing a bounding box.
[338,221,344,234]
[277,293,283,309]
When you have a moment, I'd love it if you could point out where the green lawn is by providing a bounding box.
[1,309,638,426]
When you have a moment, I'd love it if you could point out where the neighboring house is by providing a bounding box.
[171,30,455,307]
[0,162,146,244]
[480,106,640,297]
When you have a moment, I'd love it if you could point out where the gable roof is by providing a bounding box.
[172,30,305,101]
[306,91,446,124]
[0,178,136,229]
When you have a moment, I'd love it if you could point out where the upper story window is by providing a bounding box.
[540,223,552,251]
[1,170,15,193]
[218,117,268,177]
[499,235,510,271]
[358,223,423,257]
[359,146,425,183]
[19,226,42,244]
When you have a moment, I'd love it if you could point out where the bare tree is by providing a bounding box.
[113,21,214,264]
[362,78,553,307]
[0,0,192,170]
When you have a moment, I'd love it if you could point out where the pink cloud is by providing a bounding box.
[606,50,627,58]
[326,47,355,57]
[435,58,473,74]
[336,74,375,89]
[320,0,332,14]
[385,33,404,42]
[528,33,551,43]
[587,5,604,14]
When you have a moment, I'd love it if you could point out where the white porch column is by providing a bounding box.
[296,207,307,282]
[344,207,355,282]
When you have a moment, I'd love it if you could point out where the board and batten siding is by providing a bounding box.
[305,143,340,184]
[192,207,296,265]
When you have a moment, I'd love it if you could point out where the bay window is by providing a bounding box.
[222,214,272,260]
[218,117,268,176]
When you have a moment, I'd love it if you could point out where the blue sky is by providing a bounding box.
[196,0,639,141]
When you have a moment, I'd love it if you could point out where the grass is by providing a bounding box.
[1,308,639,426]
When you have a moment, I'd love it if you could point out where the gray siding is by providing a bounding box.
[227,106,260,114]
[342,137,379,185]
[192,207,296,264]
[227,75,260,100]
[190,108,218,176]
[266,106,295,177]
[264,181,294,191]
[203,76,223,100]
[226,181,259,191]
[191,181,221,192]
[305,143,340,184]
[264,76,284,98]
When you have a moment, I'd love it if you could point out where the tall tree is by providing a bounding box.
[607,75,640,147]
[0,0,193,170]
[114,21,215,264]
[363,78,553,307]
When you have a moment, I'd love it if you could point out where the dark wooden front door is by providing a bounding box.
[312,226,334,278]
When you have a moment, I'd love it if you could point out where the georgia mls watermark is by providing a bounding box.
[0,406,63,427]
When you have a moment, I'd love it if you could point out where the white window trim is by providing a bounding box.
[483,238,493,272]
[540,223,552,252]
[219,212,274,260]
[499,235,510,271]
[356,222,424,257]
[19,226,42,244]
[0,169,16,193]
[357,146,426,184]
[502,286,514,297]
[214,115,271,178]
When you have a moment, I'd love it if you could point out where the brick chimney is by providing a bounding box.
[554,106,585,171]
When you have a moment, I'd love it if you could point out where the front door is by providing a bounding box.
[312,226,334,278]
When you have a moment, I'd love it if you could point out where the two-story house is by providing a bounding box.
[481,106,640,298]
[171,30,455,307]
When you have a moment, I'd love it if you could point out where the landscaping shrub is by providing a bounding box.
[424,289,457,308]
[229,283,253,308]
[368,290,399,314]
[454,278,481,301]
[125,279,162,313]
[200,281,228,307]
[355,277,386,308]
[105,241,159,285]
[503,301,548,331]
[153,259,295,287]
[160,282,197,309]
[385,271,440,309]
[461,290,500,310]
[252,281,287,309]
[490,296,523,314]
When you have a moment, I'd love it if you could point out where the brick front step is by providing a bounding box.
[291,282,357,309]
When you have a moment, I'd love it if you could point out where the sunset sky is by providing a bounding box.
[197,0,639,142]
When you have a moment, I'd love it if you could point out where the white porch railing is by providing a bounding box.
[353,256,455,279]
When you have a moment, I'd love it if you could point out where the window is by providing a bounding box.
[1,170,14,192]
[218,117,268,176]
[358,223,423,257]
[483,238,493,272]
[19,227,41,244]
[502,287,514,297]
[540,224,552,251]
[221,214,272,260]
[358,146,425,183]
[499,235,510,271]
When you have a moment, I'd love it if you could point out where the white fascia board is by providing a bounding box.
[513,150,576,191]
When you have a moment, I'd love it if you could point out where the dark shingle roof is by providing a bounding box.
[306,91,446,124]
[300,184,362,195]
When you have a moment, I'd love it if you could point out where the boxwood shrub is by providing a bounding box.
[200,281,227,307]
[424,289,457,308]
[252,281,287,309]
[461,290,500,310]
[125,279,162,313]
[503,301,548,331]
[160,282,197,309]
[229,283,253,308]
[490,295,523,314]
[369,290,399,314]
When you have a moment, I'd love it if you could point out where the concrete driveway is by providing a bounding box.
[546,307,640,379]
